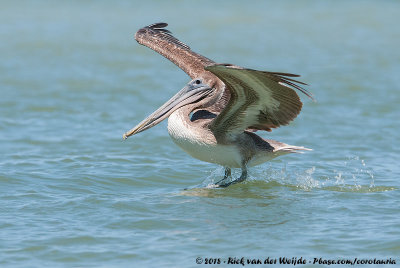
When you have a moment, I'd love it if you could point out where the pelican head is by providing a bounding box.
[123,79,212,139]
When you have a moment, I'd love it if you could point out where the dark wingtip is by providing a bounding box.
[136,22,190,50]
[146,22,171,33]
[279,78,315,101]
[271,73,315,101]
[147,22,168,28]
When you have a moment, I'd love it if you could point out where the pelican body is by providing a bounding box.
[124,23,313,187]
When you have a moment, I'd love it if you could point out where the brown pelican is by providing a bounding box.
[123,23,313,187]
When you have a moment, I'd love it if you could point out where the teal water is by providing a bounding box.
[1,0,400,267]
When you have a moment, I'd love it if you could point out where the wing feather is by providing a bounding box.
[205,64,312,141]
[134,23,215,78]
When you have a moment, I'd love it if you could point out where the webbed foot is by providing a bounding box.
[216,168,247,188]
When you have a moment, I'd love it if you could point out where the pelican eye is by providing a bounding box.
[195,79,201,85]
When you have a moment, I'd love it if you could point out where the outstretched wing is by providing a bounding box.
[205,64,313,141]
[135,23,215,79]
[135,23,313,141]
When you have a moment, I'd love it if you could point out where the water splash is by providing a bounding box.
[281,156,391,192]
[295,166,320,190]
[200,156,394,192]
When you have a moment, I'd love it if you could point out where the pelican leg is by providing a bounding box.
[214,168,231,185]
[224,168,232,179]
[216,167,247,188]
